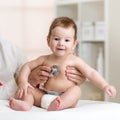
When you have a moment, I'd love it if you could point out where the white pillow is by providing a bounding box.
[0,79,17,100]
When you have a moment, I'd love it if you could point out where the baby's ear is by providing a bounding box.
[47,37,50,46]
[73,40,77,48]
[71,40,77,54]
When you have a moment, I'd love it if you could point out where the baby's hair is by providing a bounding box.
[47,16,77,40]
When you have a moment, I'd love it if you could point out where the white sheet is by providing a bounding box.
[0,100,120,120]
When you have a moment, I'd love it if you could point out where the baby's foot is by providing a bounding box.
[9,97,30,111]
[47,96,62,111]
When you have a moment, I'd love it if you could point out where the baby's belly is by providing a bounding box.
[44,78,75,92]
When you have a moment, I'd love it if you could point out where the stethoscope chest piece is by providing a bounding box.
[51,65,60,76]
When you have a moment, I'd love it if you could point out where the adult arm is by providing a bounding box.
[28,65,53,86]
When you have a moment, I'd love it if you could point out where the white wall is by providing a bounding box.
[108,0,120,102]
[0,0,55,60]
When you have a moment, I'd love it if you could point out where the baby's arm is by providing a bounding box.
[15,63,33,98]
[85,69,116,98]
[16,56,46,98]
[74,56,116,98]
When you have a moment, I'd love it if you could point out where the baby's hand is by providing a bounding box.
[104,85,116,98]
[15,82,33,99]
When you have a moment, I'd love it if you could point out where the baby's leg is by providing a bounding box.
[48,85,81,111]
[61,85,81,109]
[9,85,45,111]
[9,87,45,111]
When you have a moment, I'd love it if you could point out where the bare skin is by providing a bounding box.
[29,65,86,86]
[9,87,45,111]
[9,98,32,111]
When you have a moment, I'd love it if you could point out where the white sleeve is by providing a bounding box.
[11,43,28,79]
[15,45,27,78]
[0,39,27,82]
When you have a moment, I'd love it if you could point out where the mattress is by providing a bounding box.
[0,100,120,120]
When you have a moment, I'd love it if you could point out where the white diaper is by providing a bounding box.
[0,79,17,100]
[41,94,58,109]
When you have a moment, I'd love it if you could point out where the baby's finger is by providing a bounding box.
[107,89,116,98]
[17,89,23,98]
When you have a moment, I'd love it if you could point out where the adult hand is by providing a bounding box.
[65,66,86,85]
[28,65,53,87]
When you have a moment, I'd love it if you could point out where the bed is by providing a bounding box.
[0,99,120,120]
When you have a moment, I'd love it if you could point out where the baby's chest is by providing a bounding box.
[44,61,69,73]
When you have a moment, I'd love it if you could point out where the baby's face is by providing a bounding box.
[48,26,77,57]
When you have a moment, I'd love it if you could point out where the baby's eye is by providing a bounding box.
[65,39,70,42]
[54,38,60,41]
